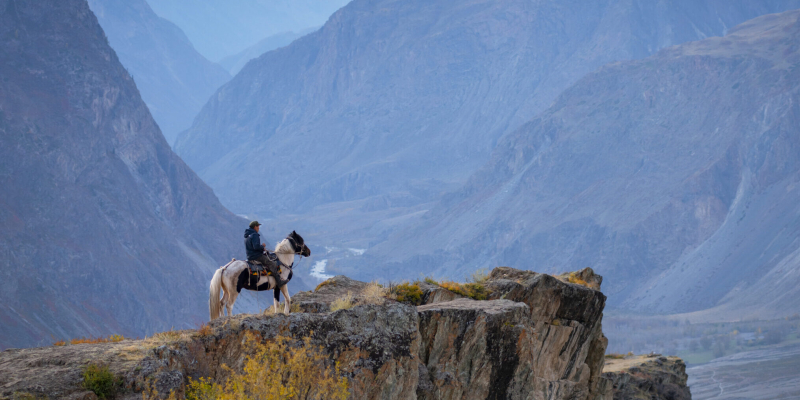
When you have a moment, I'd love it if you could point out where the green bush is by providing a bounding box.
[391,283,423,305]
[82,363,121,399]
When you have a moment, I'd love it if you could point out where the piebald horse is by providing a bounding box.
[209,231,311,319]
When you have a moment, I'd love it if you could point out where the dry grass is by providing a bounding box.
[330,291,354,312]
[359,281,387,305]
[142,328,192,347]
[196,322,213,337]
[315,279,335,292]
[437,281,489,300]
[12,392,47,400]
[261,301,302,315]
[53,334,125,346]
[424,272,490,301]
[567,272,589,287]
[471,268,489,284]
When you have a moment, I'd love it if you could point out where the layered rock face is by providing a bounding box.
[603,355,691,400]
[0,0,244,349]
[0,267,615,400]
[364,9,800,320]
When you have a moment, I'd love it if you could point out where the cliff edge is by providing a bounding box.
[0,267,687,400]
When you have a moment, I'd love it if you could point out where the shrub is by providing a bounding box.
[390,283,423,305]
[185,377,221,400]
[166,333,349,400]
[330,291,354,311]
[605,353,625,359]
[82,363,122,399]
[437,281,488,300]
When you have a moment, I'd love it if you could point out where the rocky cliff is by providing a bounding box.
[361,9,800,320]
[0,0,245,349]
[603,355,691,400]
[87,0,231,144]
[0,267,623,400]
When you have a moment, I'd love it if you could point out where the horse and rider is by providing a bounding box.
[209,221,311,319]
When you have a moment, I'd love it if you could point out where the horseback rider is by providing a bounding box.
[244,221,288,288]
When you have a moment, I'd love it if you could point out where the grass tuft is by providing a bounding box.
[359,281,387,305]
[437,281,489,300]
[330,291,354,311]
[315,279,335,292]
[196,322,213,337]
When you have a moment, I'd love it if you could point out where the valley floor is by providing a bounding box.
[688,341,800,400]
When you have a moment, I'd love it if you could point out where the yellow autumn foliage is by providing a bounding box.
[159,333,349,400]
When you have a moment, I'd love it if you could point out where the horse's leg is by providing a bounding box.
[273,286,280,314]
[227,290,238,317]
[282,285,291,315]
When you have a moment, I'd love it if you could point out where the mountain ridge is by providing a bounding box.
[359,9,800,320]
[174,0,800,246]
[0,0,244,349]
[87,0,231,145]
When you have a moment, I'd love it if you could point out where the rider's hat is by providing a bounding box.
[249,220,261,228]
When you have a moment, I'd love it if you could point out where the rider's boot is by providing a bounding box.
[267,264,288,288]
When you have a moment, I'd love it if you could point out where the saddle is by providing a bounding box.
[246,252,281,277]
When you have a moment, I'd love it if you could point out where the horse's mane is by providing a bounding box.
[275,238,293,254]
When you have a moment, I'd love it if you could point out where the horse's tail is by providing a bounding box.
[209,267,224,320]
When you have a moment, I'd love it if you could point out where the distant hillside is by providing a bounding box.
[87,0,231,145]
[0,0,245,348]
[219,27,318,76]
[174,0,800,247]
[148,0,351,61]
[361,10,800,320]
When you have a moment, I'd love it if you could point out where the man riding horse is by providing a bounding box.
[244,221,288,289]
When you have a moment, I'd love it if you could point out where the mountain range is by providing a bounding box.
[218,27,318,76]
[87,0,231,145]
[0,0,245,349]
[147,0,352,61]
[362,9,800,321]
[174,0,800,279]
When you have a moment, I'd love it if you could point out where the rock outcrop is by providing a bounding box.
[0,267,615,400]
[602,355,691,400]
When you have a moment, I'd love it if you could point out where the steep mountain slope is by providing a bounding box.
[0,0,245,349]
[174,0,800,231]
[219,28,317,76]
[148,0,351,61]
[87,0,231,145]
[363,10,800,320]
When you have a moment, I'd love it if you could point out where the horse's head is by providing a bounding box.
[288,230,311,257]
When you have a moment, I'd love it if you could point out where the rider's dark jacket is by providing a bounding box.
[244,228,266,260]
